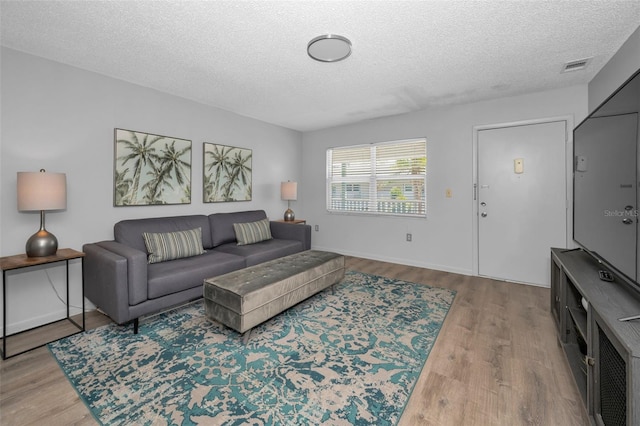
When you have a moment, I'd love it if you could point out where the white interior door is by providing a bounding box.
[477,120,567,285]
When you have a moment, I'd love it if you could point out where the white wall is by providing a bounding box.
[301,86,588,275]
[0,47,302,333]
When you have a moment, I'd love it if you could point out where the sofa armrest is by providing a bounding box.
[97,241,148,305]
[270,222,311,250]
[83,241,148,324]
[83,242,129,324]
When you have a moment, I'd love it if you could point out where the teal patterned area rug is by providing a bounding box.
[49,271,455,425]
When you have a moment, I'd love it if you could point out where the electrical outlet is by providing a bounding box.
[406,233,412,242]
[315,225,319,231]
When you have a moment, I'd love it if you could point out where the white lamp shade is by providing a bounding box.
[17,171,67,211]
[281,181,297,201]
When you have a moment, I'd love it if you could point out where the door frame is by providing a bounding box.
[471,115,576,281]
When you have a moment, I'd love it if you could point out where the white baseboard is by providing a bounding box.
[312,245,473,277]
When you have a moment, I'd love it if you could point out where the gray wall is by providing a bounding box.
[589,26,640,112]
[0,47,302,333]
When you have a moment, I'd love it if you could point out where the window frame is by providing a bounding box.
[326,138,427,218]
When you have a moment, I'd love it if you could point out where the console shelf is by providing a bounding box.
[551,248,640,426]
[568,307,588,342]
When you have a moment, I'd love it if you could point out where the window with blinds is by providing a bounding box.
[326,138,426,217]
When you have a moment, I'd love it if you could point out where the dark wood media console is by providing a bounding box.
[551,248,640,426]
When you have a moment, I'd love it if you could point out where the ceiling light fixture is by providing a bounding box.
[307,34,351,63]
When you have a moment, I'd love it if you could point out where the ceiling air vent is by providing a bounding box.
[562,58,592,73]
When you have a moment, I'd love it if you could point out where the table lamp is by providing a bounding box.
[281,181,297,221]
[17,169,67,257]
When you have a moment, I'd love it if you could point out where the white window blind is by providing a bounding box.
[326,138,426,217]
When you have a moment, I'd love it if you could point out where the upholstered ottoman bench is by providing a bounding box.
[203,250,345,334]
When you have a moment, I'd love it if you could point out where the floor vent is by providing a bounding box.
[562,58,592,73]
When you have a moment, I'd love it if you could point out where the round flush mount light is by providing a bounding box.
[307,34,352,62]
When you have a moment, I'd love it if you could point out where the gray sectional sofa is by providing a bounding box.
[83,210,311,332]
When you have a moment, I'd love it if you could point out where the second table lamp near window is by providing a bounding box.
[281,181,297,221]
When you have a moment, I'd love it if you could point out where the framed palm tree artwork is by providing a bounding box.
[203,142,252,202]
[114,128,192,206]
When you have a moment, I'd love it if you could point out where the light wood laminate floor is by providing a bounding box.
[0,257,588,425]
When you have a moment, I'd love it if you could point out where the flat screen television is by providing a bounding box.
[573,67,640,295]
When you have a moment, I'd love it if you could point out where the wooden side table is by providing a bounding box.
[0,248,85,359]
[274,219,306,224]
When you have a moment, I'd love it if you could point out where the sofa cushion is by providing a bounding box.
[213,238,304,267]
[209,210,267,247]
[147,251,246,299]
[233,219,272,246]
[115,215,213,251]
[142,228,205,264]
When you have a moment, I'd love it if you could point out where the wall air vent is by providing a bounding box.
[562,57,592,73]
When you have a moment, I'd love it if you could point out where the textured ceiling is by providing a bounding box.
[1,1,639,132]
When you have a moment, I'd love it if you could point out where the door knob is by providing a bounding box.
[481,212,488,217]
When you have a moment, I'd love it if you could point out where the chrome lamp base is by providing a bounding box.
[284,208,295,222]
[26,211,58,257]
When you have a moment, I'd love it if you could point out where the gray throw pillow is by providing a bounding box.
[233,219,272,246]
[142,227,205,264]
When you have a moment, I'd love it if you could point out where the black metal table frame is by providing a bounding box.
[1,257,85,360]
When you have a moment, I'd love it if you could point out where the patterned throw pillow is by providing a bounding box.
[142,228,205,264]
[233,219,272,246]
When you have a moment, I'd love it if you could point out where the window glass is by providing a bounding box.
[326,138,426,217]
